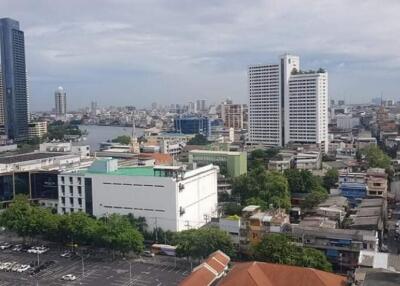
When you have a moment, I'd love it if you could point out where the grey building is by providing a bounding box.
[54,86,67,118]
[0,18,29,141]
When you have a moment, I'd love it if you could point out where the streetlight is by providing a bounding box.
[123,257,132,283]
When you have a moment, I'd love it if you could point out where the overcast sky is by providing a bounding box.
[3,0,400,111]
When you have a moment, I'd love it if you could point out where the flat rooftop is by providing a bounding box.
[87,166,156,176]
[0,152,68,164]
[189,150,243,155]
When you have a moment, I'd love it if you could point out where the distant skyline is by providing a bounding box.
[2,0,400,111]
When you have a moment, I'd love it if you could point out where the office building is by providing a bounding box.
[248,54,328,153]
[54,86,66,119]
[58,159,219,231]
[188,150,247,177]
[196,99,207,113]
[0,18,29,141]
[174,116,210,137]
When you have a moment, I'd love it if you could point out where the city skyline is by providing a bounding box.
[2,0,400,111]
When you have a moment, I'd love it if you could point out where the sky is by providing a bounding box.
[2,0,400,111]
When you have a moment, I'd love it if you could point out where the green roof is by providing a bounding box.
[87,166,155,176]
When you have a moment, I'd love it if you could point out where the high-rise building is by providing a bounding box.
[221,101,245,130]
[0,18,29,141]
[196,99,207,113]
[54,86,67,119]
[248,54,328,152]
[91,101,98,117]
[0,67,5,134]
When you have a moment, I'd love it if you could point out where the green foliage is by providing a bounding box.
[253,234,332,272]
[173,227,234,259]
[0,196,144,254]
[187,134,209,145]
[47,122,82,140]
[248,148,280,170]
[112,135,131,145]
[301,187,329,210]
[97,214,144,254]
[323,168,338,190]
[284,169,318,193]
[232,165,291,210]
[223,202,243,216]
[362,145,391,169]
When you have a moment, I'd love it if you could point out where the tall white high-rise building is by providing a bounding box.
[54,86,67,119]
[248,54,328,153]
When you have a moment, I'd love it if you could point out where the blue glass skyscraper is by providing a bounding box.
[0,18,28,141]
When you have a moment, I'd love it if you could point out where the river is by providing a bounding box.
[78,125,145,151]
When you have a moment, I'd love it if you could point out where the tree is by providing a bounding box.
[173,227,234,259]
[112,135,131,145]
[187,134,209,145]
[253,234,332,272]
[284,169,318,194]
[301,187,328,210]
[232,166,291,210]
[57,212,99,246]
[362,145,391,169]
[323,168,338,190]
[223,202,243,216]
[97,214,143,256]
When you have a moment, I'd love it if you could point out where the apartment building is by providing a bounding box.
[248,54,328,153]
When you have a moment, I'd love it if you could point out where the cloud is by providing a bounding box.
[2,0,400,110]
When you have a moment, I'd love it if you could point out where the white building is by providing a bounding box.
[28,121,48,139]
[286,72,329,153]
[58,158,219,232]
[248,54,329,153]
[336,114,360,130]
[39,142,90,159]
[54,86,67,119]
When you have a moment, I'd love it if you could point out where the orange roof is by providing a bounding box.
[179,264,217,286]
[217,262,346,286]
[179,250,231,286]
[139,153,173,165]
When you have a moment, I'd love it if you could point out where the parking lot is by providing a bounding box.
[0,245,189,286]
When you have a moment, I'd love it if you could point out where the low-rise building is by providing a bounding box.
[366,168,387,198]
[28,121,48,139]
[188,150,247,177]
[58,158,219,232]
[291,225,378,271]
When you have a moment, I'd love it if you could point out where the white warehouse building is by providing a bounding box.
[58,158,218,232]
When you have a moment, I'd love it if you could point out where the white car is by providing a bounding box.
[0,243,12,250]
[17,264,30,273]
[62,274,77,281]
[11,263,21,272]
[0,262,8,270]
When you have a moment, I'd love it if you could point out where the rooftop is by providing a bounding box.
[217,261,346,286]
[0,152,68,164]
[189,150,244,156]
[87,166,156,176]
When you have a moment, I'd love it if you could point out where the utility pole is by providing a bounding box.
[185,220,190,230]
[154,217,158,242]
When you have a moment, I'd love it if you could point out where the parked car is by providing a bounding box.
[17,264,30,273]
[62,274,77,281]
[143,250,155,257]
[60,250,73,258]
[4,262,16,272]
[11,263,21,272]
[0,242,12,250]
[12,244,23,252]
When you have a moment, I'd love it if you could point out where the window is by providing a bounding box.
[77,177,82,185]
[61,176,65,184]
[61,197,65,204]
[77,186,82,196]
[70,198,73,205]
[69,186,73,195]
[69,177,73,184]
[78,198,82,206]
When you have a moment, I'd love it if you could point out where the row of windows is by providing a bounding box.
[102,205,165,212]
[102,182,165,188]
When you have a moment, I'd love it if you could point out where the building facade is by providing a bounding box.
[221,102,245,130]
[188,150,247,177]
[248,54,328,153]
[54,86,66,119]
[58,159,219,232]
[0,18,29,141]
[28,121,47,139]
[174,116,210,137]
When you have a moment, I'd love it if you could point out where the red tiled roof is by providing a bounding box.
[179,264,217,286]
[179,250,231,286]
[218,262,346,286]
